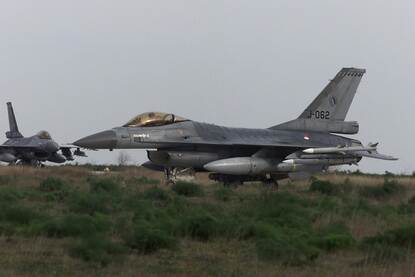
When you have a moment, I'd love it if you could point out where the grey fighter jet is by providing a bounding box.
[74,68,397,185]
[0,102,86,166]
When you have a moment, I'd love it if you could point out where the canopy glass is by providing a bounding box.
[37,130,52,139]
[123,112,188,127]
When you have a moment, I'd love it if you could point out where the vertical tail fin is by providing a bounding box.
[270,67,365,134]
[299,67,366,121]
[6,102,23,139]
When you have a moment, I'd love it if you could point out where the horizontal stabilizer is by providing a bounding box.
[358,152,398,161]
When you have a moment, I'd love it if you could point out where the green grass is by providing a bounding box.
[359,178,405,199]
[171,181,204,197]
[69,235,127,266]
[360,224,415,263]
[0,170,415,274]
[143,186,170,201]
[213,187,234,202]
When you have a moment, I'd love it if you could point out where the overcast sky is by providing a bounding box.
[0,1,413,173]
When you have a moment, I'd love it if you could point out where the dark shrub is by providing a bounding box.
[0,204,41,225]
[214,187,234,202]
[337,178,354,195]
[233,221,257,240]
[359,179,404,199]
[68,191,116,215]
[309,179,337,195]
[39,177,71,201]
[363,224,415,248]
[314,223,355,251]
[89,177,120,194]
[124,223,176,253]
[253,192,312,229]
[180,213,218,241]
[43,213,111,238]
[254,224,320,265]
[172,181,204,197]
[133,176,159,185]
[398,195,415,214]
[39,177,66,192]
[360,224,415,263]
[70,235,127,266]
[143,187,169,201]
[359,186,386,199]
[0,186,24,202]
[256,238,319,266]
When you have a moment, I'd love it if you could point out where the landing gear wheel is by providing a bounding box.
[163,167,196,185]
[164,167,177,185]
[164,180,176,186]
[263,178,279,191]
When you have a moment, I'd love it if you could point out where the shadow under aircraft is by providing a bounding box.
[75,68,397,186]
[0,102,86,166]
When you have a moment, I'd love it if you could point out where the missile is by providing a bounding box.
[303,145,377,154]
[283,158,359,166]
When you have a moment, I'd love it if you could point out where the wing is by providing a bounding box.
[357,151,398,161]
[0,145,37,152]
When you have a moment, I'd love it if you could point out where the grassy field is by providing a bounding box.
[0,166,415,276]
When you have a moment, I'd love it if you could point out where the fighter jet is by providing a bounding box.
[74,68,397,185]
[0,102,86,166]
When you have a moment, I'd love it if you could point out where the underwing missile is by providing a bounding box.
[283,158,360,166]
[303,145,377,154]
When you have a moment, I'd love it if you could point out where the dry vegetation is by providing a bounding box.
[0,165,415,276]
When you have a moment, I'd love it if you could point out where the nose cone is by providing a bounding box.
[74,130,117,149]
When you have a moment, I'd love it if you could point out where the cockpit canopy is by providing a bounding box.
[123,112,189,128]
[37,130,52,139]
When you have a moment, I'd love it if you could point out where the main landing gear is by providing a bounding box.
[208,173,279,189]
[13,160,44,167]
[163,167,195,185]
[262,175,279,190]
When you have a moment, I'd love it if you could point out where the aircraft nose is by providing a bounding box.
[74,130,117,149]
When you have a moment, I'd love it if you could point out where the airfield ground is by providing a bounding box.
[0,165,415,276]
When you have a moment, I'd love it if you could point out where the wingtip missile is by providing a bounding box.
[303,148,315,154]
[303,145,377,155]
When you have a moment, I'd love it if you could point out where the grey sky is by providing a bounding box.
[0,1,414,173]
